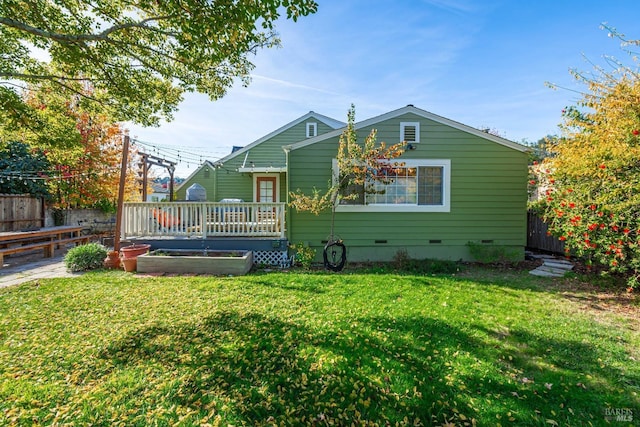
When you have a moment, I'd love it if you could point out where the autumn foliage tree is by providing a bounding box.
[533,26,640,288]
[44,110,139,210]
[0,84,139,210]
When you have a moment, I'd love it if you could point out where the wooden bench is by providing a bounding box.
[0,236,92,268]
[0,226,93,268]
[0,241,55,267]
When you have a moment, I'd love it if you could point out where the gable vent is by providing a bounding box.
[306,122,317,138]
[401,122,420,143]
[404,126,416,142]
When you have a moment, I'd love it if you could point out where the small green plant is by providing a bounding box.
[390,249,459,274]
[392,248,411,270]
[466,241,520,264]
[64,243,108,272]
[289,242,316,269]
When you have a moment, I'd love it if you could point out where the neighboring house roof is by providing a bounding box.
[285,105,529,153]
[151,182,169,193]
[215,110,344,165]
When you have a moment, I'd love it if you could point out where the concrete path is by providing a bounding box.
[0,255,85,289]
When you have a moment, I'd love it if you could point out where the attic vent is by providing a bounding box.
[306,122,317,138]
[400,122,420,143]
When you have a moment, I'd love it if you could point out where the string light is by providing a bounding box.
[131,138,239,174]
[0,167,121,182]
[131,138,230,167]
[0,138,235,185]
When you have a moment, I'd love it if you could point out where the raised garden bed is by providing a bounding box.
[137,249,253,275]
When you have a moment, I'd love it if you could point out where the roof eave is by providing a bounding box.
[288,105,529,153]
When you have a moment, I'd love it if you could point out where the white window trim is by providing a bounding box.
[400,121,420,143]
[306,122,317,138]
[252,173,280,203]
[334,159,450,213]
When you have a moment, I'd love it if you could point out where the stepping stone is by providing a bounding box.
[528,253,575,277]
[543,260,574,271]
[528,253,557,260]
[530,266,567,277]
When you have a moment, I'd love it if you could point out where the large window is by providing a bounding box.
[336,159,450,212]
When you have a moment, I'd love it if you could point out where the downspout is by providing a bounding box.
[212,162,218,201]
[283,146,291,242]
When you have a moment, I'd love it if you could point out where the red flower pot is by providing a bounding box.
[120,244,151,259]
[103,250,121,269]
[121,257,138,272]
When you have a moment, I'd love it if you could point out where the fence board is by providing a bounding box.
[527,211,565,254]
[0,195,44,232]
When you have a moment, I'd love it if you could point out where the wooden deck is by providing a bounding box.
[122,202,286,239]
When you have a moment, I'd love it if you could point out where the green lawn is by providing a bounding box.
[1,266,638,426]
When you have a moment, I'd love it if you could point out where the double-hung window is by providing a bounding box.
[335,159,450,212]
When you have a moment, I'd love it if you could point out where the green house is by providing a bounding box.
[175,105,529,262]
[176,111,344,203]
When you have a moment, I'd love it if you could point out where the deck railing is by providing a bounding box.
[122,202,286,239]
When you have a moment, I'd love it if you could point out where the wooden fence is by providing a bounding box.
[0,195,44,232]
[527,211,565,254]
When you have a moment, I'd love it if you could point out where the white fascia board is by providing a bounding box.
[398,106,530,153]
[287,105,530,153]
[218,111,344,164]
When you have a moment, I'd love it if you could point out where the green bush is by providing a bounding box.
[289,242,316,270]
[64,243,108,272]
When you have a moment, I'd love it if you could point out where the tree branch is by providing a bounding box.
[0,72,92,82]
[0,15,174,44]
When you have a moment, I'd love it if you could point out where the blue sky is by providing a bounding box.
[127,0,640,177]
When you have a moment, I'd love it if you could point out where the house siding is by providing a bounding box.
[288,112,528,262]
[175,164,217,201]
[177,118,334,201]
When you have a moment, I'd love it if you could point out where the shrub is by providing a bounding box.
[289,242,316,270]
[530,33,640,289]
[64,243,108,272]
[392,248,411,270]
